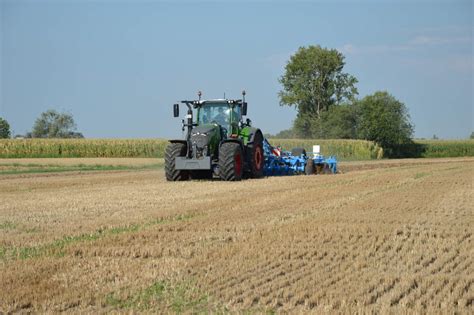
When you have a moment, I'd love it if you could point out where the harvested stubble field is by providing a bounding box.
[0,157,473,313]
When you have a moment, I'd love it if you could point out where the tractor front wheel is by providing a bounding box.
[219,142,243,181]
[165,143,189,181]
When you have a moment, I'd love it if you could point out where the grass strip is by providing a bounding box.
[0,221,17,230]
[0,163,163,175]
[105,279,216,313]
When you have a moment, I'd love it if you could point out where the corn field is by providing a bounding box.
[395,139,474,158]
[0,138,382,160]
[0,138,472,159]
[269,139,384,160]
[0,139,167,158]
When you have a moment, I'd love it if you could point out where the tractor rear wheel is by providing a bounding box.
[165,143,189,181]
[219,142,243,181]
[247,132,264,178]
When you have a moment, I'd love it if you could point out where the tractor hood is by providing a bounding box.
[191,124,219,150]
[191,125,216,136]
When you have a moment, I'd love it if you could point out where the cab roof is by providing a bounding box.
[181,99,243,107]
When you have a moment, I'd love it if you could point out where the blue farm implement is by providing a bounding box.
[263,139,337,176]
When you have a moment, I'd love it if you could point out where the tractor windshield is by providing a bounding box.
[198,103,241,133]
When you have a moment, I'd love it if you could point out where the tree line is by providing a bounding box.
[0,110,83,139]
[271,45,423,156]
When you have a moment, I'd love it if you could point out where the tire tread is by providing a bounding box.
[165,143,189,181]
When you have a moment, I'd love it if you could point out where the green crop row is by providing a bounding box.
[0,138,472,159]
[0,138,382,160]
[392,139,474,158]
[0,139,167,158]
[267,139,384,160]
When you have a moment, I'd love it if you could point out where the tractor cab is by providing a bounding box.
[168,91,263,181]
[197,100,244,136]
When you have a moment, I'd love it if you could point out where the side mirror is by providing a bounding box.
[173,104,179,117]
[242,102,248,116]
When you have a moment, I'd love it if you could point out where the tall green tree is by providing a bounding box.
[0,117,11,138]
[32,110,84,138]
[274,128,297,139]
[356,91,413,154]
[279,45,358,137]
[312,104,358,139]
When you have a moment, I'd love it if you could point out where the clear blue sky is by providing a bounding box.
[1,0,472,139]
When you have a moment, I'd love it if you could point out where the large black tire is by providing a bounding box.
[219,142,243,181]
[165,143,189,181]
[247,131,264,178]
[305,159,315,175]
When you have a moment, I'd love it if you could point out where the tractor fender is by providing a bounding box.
[169,140,187,146]
[247,128,263,144]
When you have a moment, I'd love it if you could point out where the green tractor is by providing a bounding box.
[165,91,264,181]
